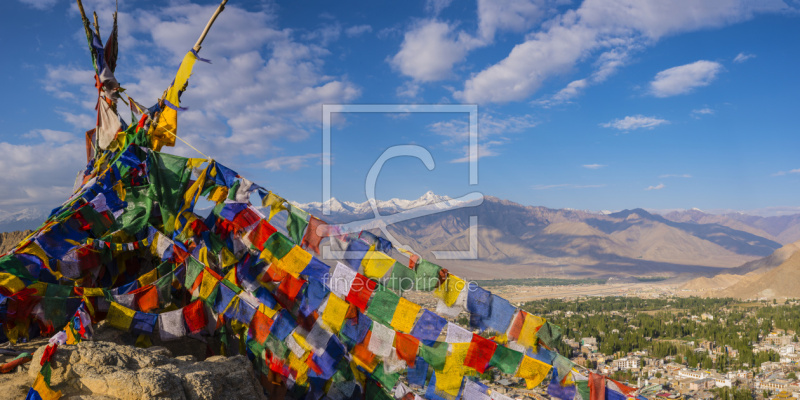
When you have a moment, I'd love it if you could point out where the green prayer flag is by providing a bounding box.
[0,255,34,280]
[112,185,153,236]
[263,232,294,260]
[156,260,174,277]
[185,257,204,289]
[385,262,415,293]
[538,321,562,349]
[265,334,289,359]
[78,205,113,237]
[366,377,394,400]
[372,363,400,392]
[41,362,53,386]
[366,285,400,325]
[148,152,192,235]
[286,205,309,245]
[415,260,442,291]
[577,380,590,400]
[489,344,523,374]
[419,342,448,372]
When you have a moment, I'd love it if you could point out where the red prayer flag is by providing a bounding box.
[395,332,420,367]
[183,299,207,334]
[132,285,158,312]
[301,217,326,254]
[278,274,306,303]
[507,311,526,341]
[233,207,261,231]
[261,264,287,283]
[589,372,606,400]
[464,333,498,373]
[249,310,274,344]
[345,273,377,313]
[249,220,278,251]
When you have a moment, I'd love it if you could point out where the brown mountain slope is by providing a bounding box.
[298,195,782,279]
[663,210,800,244]
[681,240,800,297]
[718,250,800,299]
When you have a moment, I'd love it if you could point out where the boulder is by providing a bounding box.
[28,341,267,400]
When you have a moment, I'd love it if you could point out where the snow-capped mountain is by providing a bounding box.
[295,191,471,216]
[0,207,45,232]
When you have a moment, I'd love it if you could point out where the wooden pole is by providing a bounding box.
[92,11,100,39]
[76,0,88,22]
[193,0,228,53]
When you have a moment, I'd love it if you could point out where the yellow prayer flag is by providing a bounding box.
[362,250,396,279]
[0,272,25,294]
[151,51,199,150]
[391,298,421,333]
[436,342,471,396]
[322,294,349,332]
[223,268,237,286]
[288,353,309,385]
[262,191,287,221]
[83,287,105,297]
[17,242,50,269]
[137,268,159,288]
[198,271,218,301]
[292,331,312,352]
[207,186,228,203]
[517,355,552,389]
[106,302,136,331]
[220,247,238,269]
[29,282,48,296]
[275,246,312,277]
[434,274,465,307]
[32,373,62,400]
[259,303,277,319]
[518,313,545,349]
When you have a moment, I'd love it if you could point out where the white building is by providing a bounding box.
[612,357,640,371]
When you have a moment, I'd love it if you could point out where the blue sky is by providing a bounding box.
[2,0,800,216]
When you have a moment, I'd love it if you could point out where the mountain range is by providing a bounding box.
[5,192,800,281]
[295,192,798,280]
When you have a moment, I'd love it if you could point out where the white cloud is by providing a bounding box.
[583,164,606,169]
[428,113,537,145]
[533,183,606,190]
[650,60,723,97]
[25,129,77,143]
[390,19,482,82]
[458,0,787,104]
[645,183,665,190]
[773,169,800,177]
[451,141,503,163]
[17,0,56,10]
[262,154,320,171]
[50,3,361,161]
[428,113,536,162]
[303,24,342,45]
[691,108,715,118]
[0,136,85,208]
[733,52,755,63]
[601,115,669,131]
[397,81,421,98]
[477,0,552,41]
[345,25,373,37]
[659,174,692,178]
[426,0,454,15]
[57,111,94,130]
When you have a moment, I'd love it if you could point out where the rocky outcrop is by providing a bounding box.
[28,341,267,400]
[0,230,32,254]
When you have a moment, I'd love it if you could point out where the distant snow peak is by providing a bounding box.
[297,191,460,215]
